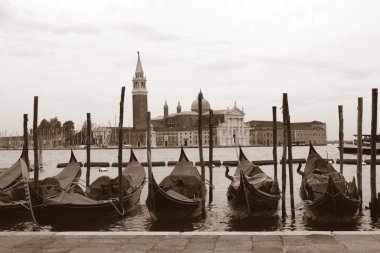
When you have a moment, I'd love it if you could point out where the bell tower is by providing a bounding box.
[132,51,148,130]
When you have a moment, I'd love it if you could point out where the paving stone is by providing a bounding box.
[215,240,253,251]
[186,242,215,250]
[183,250,214,253]
[214,251,253,253]
[339,237,380,251]
[68,248,117,253]
[316,250,348,253]
[150,250,183,253]
[189,236,218,242]
[281,235,312,247]
[114,251,145,253]
[2,249,41,253]
[252,235,282,242]
[152,244,185,252]
[306,234,338,244]
[190,235,218,240]
[218,235,252,241]
[253,247,283,253]
[123,236,163,244]
[0,236,32,248]
[14,236,57,249]
[253,240,283,248]
[155,238,189,246]
[284,245,318,253]
[370,234,380,241]
[311,243,346,252]
[120,243,155,251]
[86,238,126,244]
[41,249,71,253]
[43,238,92,250]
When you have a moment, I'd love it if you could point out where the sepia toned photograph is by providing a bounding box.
[0,0,379,252]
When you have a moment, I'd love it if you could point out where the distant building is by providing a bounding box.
[93,127,112,146]
[249,120,327,146]
[152,97,251,147]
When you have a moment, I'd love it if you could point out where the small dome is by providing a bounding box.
[191,98,211,112]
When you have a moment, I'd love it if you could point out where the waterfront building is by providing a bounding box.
[93,127,112,146]
[249,120,327,146]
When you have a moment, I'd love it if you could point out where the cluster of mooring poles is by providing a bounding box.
[271,89,378,219]
[336,88,378,215]
[23,87,128,212]
[21,88,378,220]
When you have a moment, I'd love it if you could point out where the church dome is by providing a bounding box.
[191,97,211,112]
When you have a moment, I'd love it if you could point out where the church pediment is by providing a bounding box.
[226,107,245,116]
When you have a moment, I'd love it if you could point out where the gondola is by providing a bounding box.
[225,147,280,219]
[298,144,360,221]
[0,146,29,220]
[146,147,204,220]
[0,148,81,220]
[23,150,146,226]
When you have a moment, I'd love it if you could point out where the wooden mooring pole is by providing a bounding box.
[281,99,287,218]
[147,111,153,192]
[338,105,344,174]
[357,97,363,213]
[370,88,378,214]
[208,109,214,204]
[86,113,91,188]
[33,96,39,190]
[118,86,125,211]
[284,93,295,218]
[23,114,30,169]
[272,106,278,182]
[198,91,206,219]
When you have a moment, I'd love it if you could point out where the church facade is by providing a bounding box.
[151,98,251,147]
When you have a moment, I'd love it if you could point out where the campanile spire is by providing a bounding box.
[132,51,148,130]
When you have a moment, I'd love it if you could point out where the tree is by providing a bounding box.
[63,120,75,145]
[49,117,62,136]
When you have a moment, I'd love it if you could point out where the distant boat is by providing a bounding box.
[339,134,380,155]
[99,167,108,172]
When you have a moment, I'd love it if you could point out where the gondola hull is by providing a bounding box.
[146,177,202,221]
[29,184,144,226]
[302,188,360,221]
[227,173,280,219]
[0,202,30,221]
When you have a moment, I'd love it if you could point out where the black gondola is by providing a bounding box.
[0,148,81,220]
[225,147,280,219]
[22,150,145,226]
[146,147,204,220]
[299,144,360,221]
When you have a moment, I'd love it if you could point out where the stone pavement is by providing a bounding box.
[1,231,380,252]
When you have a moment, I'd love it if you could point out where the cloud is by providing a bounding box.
[112,23,181,42]
[0,0,13,25]
[252,56,378,80]
[194,59,250,72]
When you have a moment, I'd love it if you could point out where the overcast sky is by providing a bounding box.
[0,0,379,140]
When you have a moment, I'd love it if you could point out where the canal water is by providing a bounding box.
[0,144,380,232]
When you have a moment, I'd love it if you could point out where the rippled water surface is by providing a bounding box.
[1,145,380,232]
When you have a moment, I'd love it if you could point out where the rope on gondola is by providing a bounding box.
[109,198,125,216]
[19,200,30,211]
[204,179,215,190]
